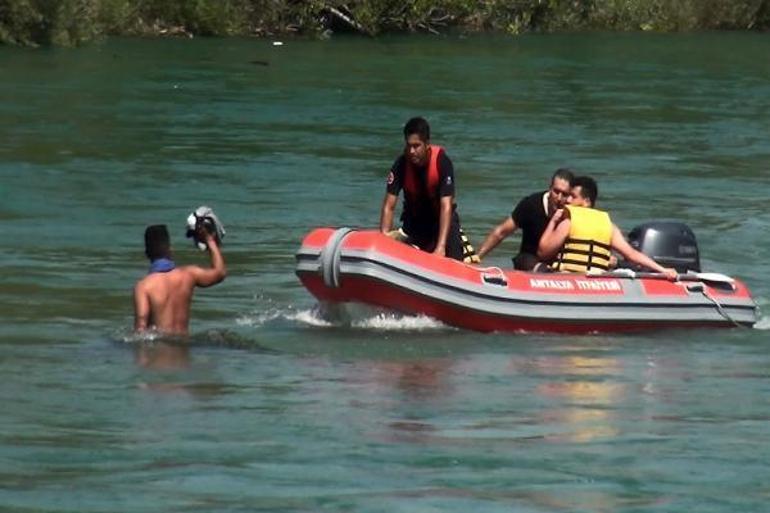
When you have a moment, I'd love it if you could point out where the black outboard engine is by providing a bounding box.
[622,221,700,273]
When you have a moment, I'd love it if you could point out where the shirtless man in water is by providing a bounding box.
[133,224,226,335]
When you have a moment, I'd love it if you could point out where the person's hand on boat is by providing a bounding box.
[432,244,446,257]
[662,267,678,280]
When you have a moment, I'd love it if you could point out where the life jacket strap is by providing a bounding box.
[556,257,610,271]
[556,237,612,272]
[460,228,480,264]
[564,237,612,251]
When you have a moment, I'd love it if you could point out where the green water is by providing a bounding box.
[1,33,769,512]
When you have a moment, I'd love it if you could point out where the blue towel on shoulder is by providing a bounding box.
[149,258,176,274]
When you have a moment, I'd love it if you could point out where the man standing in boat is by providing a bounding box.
[476,168,574,270]
[538,176,677,278]
[379,116,476,262]
[134,222,226,335]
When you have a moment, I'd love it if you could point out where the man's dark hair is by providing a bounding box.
[144,225,171,261]
[572,176,599,207]
[403,116,431,142]
[551,167,575,186]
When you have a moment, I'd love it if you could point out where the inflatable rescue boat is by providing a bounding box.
[295,227,758,333]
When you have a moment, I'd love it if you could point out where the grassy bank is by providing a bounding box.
[1,0,769,46]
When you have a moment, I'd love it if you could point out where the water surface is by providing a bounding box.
[1,33,769,512]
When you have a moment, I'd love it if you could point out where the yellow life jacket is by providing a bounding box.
[553,206,613,273]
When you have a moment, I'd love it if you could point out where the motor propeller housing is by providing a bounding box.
[622,221,700,273]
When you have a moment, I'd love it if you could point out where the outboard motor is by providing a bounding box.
[622,221,700,273]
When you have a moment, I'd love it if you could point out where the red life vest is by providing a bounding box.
[403,145,443,212]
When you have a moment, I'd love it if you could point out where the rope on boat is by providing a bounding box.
[697,287,746,328]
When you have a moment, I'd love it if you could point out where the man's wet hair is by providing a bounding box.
[551,167,575,186]
[403,116,431,142]
[145,225,171,261]
[572,176,598,207]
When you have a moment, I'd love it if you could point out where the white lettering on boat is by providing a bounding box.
[529,279,575,290]
[529,278,622,292]
[576,280,622,291]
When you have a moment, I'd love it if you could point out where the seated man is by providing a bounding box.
[379,116,477,262]
[134,224,226,335]
[537,176,677,278]
[476,168,573,270]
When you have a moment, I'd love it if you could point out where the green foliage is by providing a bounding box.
[585,0,770,31]
[0,0,44,45]
[1,0,769,46]
[48,0,100,45]
[126,0,251,35]
[0,0,127,45]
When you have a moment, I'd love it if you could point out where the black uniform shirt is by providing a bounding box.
[511,190,549,257]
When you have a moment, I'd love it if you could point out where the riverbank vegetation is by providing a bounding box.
[2,0,769,46]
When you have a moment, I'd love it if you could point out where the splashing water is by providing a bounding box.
[351,312,449,331]
[237,308,298,327]
[236,302,448,332]
[753,295,768,330]
[114,328,168,344]
[754,316,770,330]
[236,304,332,328]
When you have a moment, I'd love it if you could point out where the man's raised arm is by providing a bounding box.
[191,233,227,288]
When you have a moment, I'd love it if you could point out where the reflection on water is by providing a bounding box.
[512,352,625,443]
[131,338,236,398]
[380,360,453,443]
[377,359,454,399]
[134,341,190,370]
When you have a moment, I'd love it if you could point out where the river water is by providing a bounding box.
[1,33,769,512]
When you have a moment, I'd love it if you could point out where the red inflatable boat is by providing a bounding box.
[296,228,758,334]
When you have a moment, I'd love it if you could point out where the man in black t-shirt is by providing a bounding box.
[476,168,574,270]
[379,117,468,261]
